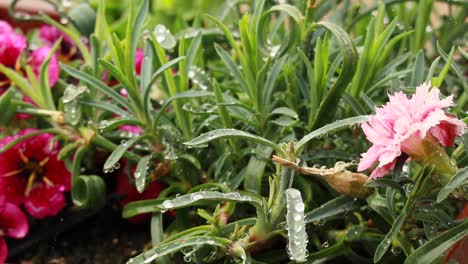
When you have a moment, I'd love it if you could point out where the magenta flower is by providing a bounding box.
[29,47,60,87]
[39,25,74,46]
[0,129,71,219]
[135,48,144,75]
[0,194,29,263]
[39,25,86,62]
[358,83,465,180]
[0,29,26,68]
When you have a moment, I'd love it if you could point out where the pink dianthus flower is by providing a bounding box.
[358,83,465,180]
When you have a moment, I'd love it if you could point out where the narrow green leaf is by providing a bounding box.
[365,178,406,199]
[310,22,358,129]
[103,137,142,171]
[437,167,468,203]
[185,33,202,73]
[144,56,186,114]
[434,47,455,87]
[411,50,425,87]
[296,116,369,153]
[135,155,153,193]
[374,213,405,263]
[79,100,129,117]
[184,129,285,156]
[153,90,213,128]
[214,44,250,96]
[127,236,231,264]
[61,64,130,109]
[405,220,468,264]
[304,196,362,224]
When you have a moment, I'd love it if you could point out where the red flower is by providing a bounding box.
[0,129,71,219]
[0,21,60,103]
[0,194,29,263]
[115,161,166,224]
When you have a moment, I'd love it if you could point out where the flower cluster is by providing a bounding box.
[0,129,71,261]
[358,83,466,179]
[0,20,59,96]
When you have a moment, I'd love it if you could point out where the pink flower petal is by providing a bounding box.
[135,48,144,75]
[29,47,60,87]
[358,82,466,179]
[0,32,26,67]
[39,25,73,46]
[24,184,66,219]
[0,198,29,239]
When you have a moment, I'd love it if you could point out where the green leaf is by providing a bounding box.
[184,129,285,156]
[127,236,231,264]
[434,46,455,87]
[61,63,130,109]
[58,141,82,160]
[271,116,298,127]
[153,90,213,128]
[405,220,468,264]
[98,119,142,133]
[71,175,107,209]
[296,116,369,153]
[0,64,40,106]
[214,43,250,97]
[149,213,171,264]
[309,22,358,129]
[244,145,273,194]
[123,198,166,218]
[411,50,425,87]
[134,154,154,193]
[436,167,468,203]
[0,89,15,126]
[185,33,202,73]
[263,56,287,110]
[144,56,186,115]
[271,107,299,119]
[103,137,142,172]
[98,58,134,93]
[374,213,405,263]
[158,191,264,211]
[125,0,149,87]
[304,196,362,224]
[39,39,61,110]
[365,178,406,199]
[79,100,129,117]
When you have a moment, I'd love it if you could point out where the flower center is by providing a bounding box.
[4,150,53,195]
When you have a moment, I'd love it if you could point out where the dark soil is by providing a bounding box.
[8,206,151,264]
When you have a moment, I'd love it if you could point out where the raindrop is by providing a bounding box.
[60,17,69,24]
[191,193,203,201]
[295,203,305,212]
[293,214,301,222]
[161,200,174,210]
